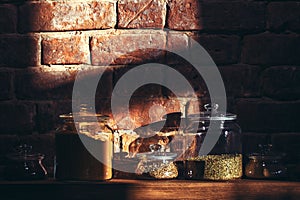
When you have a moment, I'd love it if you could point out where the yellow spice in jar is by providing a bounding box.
[149,162,178,179]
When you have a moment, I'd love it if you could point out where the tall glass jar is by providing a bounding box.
[55,106,113,181]
[184,104,242,181]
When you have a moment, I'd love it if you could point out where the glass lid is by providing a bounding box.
[136,152,177,160]
[188,103,237,121]
[148,152,178,160]
[136,144,177,160]
[59,104,109,122]
[248,144,286,160]
[6,144,44,161]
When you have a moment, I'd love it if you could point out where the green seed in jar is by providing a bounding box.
[192,154,243,180]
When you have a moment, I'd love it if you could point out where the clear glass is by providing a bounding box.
[245,145,287,179]
[55,106,113,181]
[245,156,287,179]
[174,160,205,180]
[135,144,178,179]
[116,103,242,181]
[4,144,47,180]
[181,104,243,181]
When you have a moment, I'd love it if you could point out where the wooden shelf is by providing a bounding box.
[0,179,299,200]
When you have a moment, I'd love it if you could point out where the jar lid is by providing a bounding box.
[248,154,283,161]
[59,104,109,122]
[188,103,237,121]
[59,113,109,122]
[6,144,44,162]
[137,152,177,161]
[248,144,285,161]
[148,152,177,160]
[136,144,177,161]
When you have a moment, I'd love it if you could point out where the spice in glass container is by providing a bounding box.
[55,105,113,181]
[192,154,242,180]
[149,162,178,179]
[135,144,178,179]
[183,103,243,181]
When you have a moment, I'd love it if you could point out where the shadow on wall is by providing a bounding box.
[26,48,208,131]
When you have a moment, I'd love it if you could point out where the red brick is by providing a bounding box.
[89,66,114,99]
[261,66,300,101]
[15,67,113,101]
[129,97,180,127]
[268,2,300,32]
[0,0,24,2]
[163,63,207,98]
[95,98,112,117]
[42,35,89,65]
[242,133,269,155]
[236,98,300,133]
[192,34,241,65]
[0,4,17,33]
[242,33,300,66]
[38,100,73,131]
[0,70,13,100]
[0,35,39,67]
[52,100,73,121]
[110,96,181,129]
[0,135,19,156]
[0,102,35,134]
[91,30,166,65]
[112,65,164,97]
[219,64,261,98]
[271,133,300,165]
[167,32,189,51]
[19,1,116,32]
[201,1,266,31]
[15,68,77,100]
[74,66,114,100]
[35,101,56,133]
[166,31,189,64]
[118,0,166,28]
[167,0,202,30]
[167,1,265,31]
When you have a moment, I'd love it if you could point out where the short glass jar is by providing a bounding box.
[4,144,47,180]
[135,144,178,179]
[245,145,287,179]
[174,160,205,180]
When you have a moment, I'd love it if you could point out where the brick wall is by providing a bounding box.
[0,0,300,178]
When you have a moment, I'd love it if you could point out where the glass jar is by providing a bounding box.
[174,160,205,180]
[4,144,47,180]
[55,106,113,181]
[183,104,242,181]
[135,144,178,179]
[245,144,287,179]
